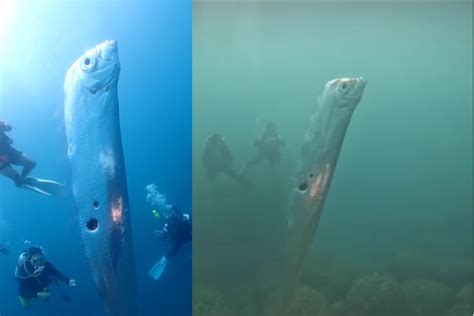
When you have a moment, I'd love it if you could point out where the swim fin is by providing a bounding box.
[21,177,65,197]
[148,256,167,280]
[20,183,52,196]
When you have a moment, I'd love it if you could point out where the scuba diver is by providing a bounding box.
[149,206,192,281]
[240,121,285,174]
[0,120,37,186]
[14,245,76,308]
[0,120,64,196]
[202,133,252,187]
[0,244,9,255]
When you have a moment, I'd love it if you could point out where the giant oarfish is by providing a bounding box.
[284,77,367,307]
[64,40,138,316]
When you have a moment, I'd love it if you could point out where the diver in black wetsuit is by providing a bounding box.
[14,246,77,308]
[149,206,192,280]
[0,120,37,187]
[240,121,285,175]
[157,206,192,258]
[202,133,253,188]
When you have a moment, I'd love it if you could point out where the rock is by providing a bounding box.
[442,284,474,316]
[444,302,473,316]
[343,273,406,316]
[456,283,472,303]
[402,279,455,316]
[301,253,366,303]
[193,285,233,316]
[435,260,473,289]
[288,284,332,316]
[329,301,345,316]
[388,250,472,289]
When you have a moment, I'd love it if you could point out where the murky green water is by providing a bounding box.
[193,1,472,315]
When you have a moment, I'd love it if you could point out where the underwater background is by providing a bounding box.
[0,1,191,316]
[193,1,472,316]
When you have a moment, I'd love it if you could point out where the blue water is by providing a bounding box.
[0,1,191,315]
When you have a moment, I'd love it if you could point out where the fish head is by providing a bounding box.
[310,77,367,152]
[293,77,367,214]
[73,40,121,94]
[325,77,367,111]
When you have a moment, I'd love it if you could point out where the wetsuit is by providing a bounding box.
[161,213,192,258]
[0,121,22,171]
[247,129,284,168]
[15,260,71,302]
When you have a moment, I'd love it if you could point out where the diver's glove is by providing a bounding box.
[37,291,51,300]
[68,279,77,287]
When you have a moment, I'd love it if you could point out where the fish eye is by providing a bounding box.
[80,55,96,72]
[341,83,348,90]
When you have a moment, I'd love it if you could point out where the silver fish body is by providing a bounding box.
[285,77,367,304]
[64,40,138,316]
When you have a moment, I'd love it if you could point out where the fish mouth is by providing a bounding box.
[354,77,367,90]
[350,77,367,98]
[99,40,118,61]
[356,77,366,84]
[336,77,367,110]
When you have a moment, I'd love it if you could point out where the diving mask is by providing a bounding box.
[30,254,46,272]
